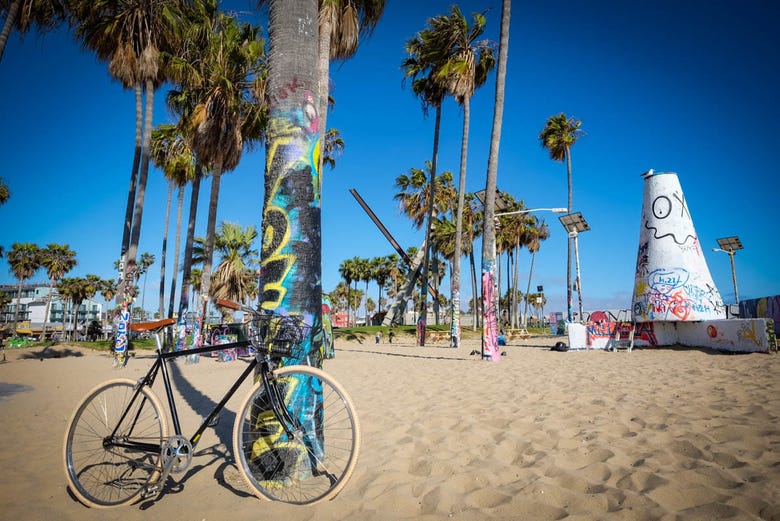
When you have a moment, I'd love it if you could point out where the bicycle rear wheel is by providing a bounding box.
[234,365,361,505]
[63,379,168,508]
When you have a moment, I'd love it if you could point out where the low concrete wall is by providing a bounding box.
[568,319,774,353]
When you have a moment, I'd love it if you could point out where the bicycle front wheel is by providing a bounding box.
[63,379,168,508]
[234,365,361,505]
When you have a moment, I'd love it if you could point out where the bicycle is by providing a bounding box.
[63,299,361,507]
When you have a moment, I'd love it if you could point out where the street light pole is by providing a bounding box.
[559,212,590,323]
[713,235,743,305]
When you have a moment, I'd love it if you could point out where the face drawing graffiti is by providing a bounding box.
[644,190,696,245]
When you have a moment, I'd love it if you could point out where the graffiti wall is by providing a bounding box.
[568,319,772,352]
[739,295,780,335]
[631,172,725,322]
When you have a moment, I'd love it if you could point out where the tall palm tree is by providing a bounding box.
[72,0,190,355]
[7,242,41,335]
[480,0,510,360]
[411,5,495,348]
[168,10,265,337]
[0,0,67,62]
[315,0,385,171]
[39,243,77,339]
[150,123,196,319]
[538,112,584,322]
[402,28,448,343]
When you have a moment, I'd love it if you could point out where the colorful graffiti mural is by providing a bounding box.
[632,172,725,322]
[739,295,780,336]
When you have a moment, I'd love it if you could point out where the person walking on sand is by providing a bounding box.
[375,331,382,344]
[388,330,395,344]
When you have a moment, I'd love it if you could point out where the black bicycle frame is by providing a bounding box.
[110,340,262,453]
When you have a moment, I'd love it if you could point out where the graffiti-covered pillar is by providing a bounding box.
[261,0,322,366]
[632,171,725,322]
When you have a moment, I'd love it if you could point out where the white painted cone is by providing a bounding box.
[632,171,725,321]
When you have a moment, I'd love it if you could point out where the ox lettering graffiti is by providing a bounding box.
[482,267,499,361]
[645,191,695,245]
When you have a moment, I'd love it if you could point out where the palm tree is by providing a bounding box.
[315,0,385,172]
[0,0,67,62]
[403,26,448,343]
[538,112,584,322]
[210,221,259,313]
[411,5,495,348]
[39,243,77,339]
[168,10,265,336]
[480,0,510,359]
[338,257,357,326]
[150,123,196,320]
[71,0,190,353]
[7,242,40,335]
[522,221,550,328]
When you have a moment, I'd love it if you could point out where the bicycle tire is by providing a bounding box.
[233,365,361,505]
[63,378,168,508]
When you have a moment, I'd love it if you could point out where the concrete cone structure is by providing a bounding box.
[632,170,726,322]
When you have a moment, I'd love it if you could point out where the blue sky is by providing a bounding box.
[1,0,779,317]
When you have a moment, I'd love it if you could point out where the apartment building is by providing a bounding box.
[0,283,103,338]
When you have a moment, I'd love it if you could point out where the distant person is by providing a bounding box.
[375,331,382,344]
[388,330,395,344]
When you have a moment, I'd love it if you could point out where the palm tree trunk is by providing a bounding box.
[451,96,471,348]
[119,84,143,302]
[566,143,573,322]
[178,171,201,321]
[512,244,520,328]
[42,282,54,339]
[469,249,478,330]
[121,79,155,353]
[168,186,185,319]
[481,0,510,361]
[419,104,442,345]
[159,180,174,319]
[199,169,222,301]
[261,0,321,366]
[0,0,20,63]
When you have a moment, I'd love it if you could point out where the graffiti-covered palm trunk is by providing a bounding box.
[251,0,322,485]
[481,0,510,361]
[262,0,322,359]
[450,98,471,349]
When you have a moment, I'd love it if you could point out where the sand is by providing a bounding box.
[1,335,779,520]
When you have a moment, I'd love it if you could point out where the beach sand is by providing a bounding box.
[1,335,778,520]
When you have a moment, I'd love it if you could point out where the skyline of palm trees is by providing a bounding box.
[1,2,570,336]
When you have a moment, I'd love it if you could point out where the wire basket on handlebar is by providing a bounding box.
[248,313,313,359]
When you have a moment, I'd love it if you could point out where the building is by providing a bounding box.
[0,283,103,339]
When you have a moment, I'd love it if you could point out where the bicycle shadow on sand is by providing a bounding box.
[139,357,254,507]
